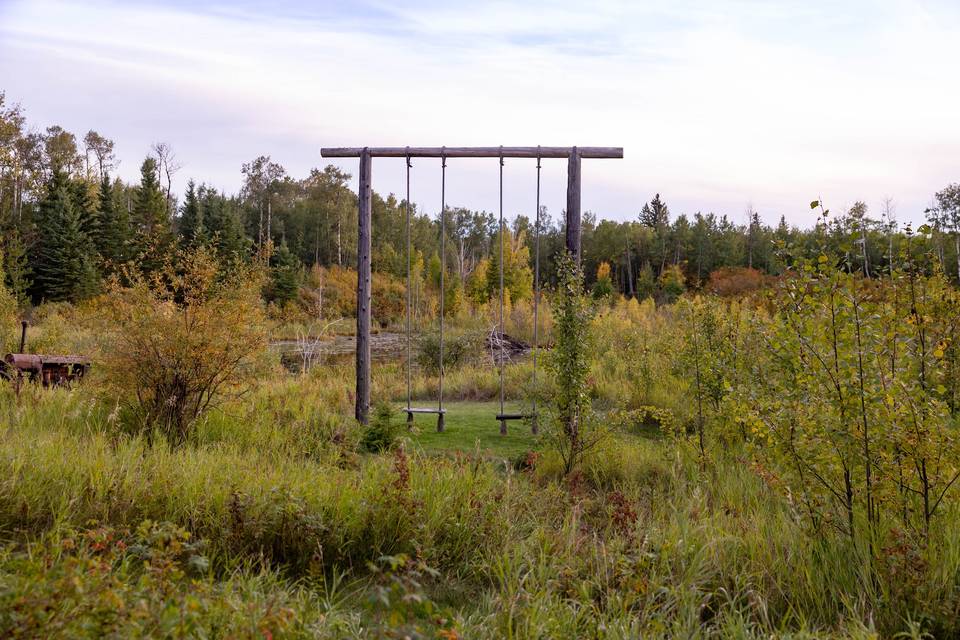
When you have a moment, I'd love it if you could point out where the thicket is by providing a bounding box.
[94,248,268,444]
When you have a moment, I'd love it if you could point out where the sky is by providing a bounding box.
[1,0,958,228]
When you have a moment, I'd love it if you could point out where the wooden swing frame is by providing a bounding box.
[319,146,624,425]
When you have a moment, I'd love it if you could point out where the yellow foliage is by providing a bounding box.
[596,261,611,282]
[94,248,268,444]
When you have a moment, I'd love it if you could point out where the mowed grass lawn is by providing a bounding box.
[404,400,539,458]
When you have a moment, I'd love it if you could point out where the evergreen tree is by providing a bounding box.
[639,193,670,228]
[266,243,299,306]
[71,177,99,241]
[133,156,172,273]
[640,193,671,274]
[32,171,99,302]
[3,229,31,306]
[178,180,204,248]
[201,186,248,258]
[96,172,130,268]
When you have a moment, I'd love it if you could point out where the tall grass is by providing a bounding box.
[4,292,960,637]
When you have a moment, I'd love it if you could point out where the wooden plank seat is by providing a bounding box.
[496,412,538,436]
[495,413,532,421]
[405,407,447,432]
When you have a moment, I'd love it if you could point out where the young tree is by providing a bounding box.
[592,261,614,300]
[0,252,16,351]
[547,251,599,475]
[2,230,30,306]
[266,243,300,307]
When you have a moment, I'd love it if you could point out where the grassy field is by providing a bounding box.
[6,275,960,638]
[406,400,538,458]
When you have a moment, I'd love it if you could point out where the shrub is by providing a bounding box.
[706,266,765,297]
[0,522,307,638]
[416,330,482,374]
[591,261,614,300]
[361,402,402,452]
[95,248,268,445]
[544,252,604,474]
[0,266,15,353]
[657,264,685,303]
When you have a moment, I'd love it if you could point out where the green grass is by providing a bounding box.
[404,400,539,458]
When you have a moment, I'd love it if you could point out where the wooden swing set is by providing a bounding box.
[319,146,623,431]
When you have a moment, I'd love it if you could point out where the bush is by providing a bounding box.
[0,268,15,353]
[361,402,402,452]
[657,264,685,304]
[95,248,268,445]
[706,266,765,297]
[416,330,482,374]
[0,522,309,638]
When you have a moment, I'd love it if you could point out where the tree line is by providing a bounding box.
[2,90,959,310]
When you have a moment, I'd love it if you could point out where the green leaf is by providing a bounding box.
[917,224,932,235]
[809,200,819,209]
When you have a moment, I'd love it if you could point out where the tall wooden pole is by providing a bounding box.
[356,148,372,424]
[566,147,582,263]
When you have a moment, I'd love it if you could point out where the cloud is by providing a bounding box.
[1,0,958,225]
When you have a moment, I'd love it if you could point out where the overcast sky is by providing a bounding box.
[1,0,958,227]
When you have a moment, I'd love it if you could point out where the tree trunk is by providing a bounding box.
[337,209,342,266]
[955,234,960,284]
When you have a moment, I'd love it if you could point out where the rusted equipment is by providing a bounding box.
[2,353,91,387]
[1,322,91,387]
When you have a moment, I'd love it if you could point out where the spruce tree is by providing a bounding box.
[639,193,670,228]
[178,179,204,248]
[3,230,32,306]
[71,178,99,241]
[202,186,247,258]
[133,156,172,273]
[33,171,99,302]
[96,172,130,268]
[267,243,299,306]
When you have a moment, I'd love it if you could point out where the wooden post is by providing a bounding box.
[356,148,372,425]
[566,147,581,264]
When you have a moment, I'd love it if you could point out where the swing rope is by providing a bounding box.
[495,148,541,434]
[405,149,412,414]
[498,147,506,435]
[437,149,446,431]
[531,147,541,433]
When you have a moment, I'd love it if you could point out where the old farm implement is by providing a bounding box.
[0,322,91,388]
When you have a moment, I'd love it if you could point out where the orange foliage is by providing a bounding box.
[706,267,767,297]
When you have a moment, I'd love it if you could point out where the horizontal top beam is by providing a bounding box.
[320,146,623,159]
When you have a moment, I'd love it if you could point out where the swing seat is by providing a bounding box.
[405,407,447,433]
[495,413,532,421]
